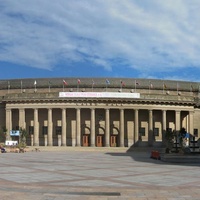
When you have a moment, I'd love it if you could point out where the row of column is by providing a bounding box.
[6,107,194,147]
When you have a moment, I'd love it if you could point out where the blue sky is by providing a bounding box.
[0,0,200,82]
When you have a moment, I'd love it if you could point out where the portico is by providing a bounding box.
[5,99,194,147]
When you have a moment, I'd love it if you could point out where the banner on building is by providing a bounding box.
[59,92,140,98]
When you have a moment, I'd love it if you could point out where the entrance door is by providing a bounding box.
[83,135,89,146]
[96,135,103,147]
[110,135,117,147]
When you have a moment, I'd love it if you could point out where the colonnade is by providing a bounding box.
[5,106,194,147]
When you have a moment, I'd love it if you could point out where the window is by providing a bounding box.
[42,126,48,135]
[56,126,62,135]
[139,127,145,136]
[153,128,159,136]
[194,129,198,137]
[166,128,172,132]
[29,126,34,135]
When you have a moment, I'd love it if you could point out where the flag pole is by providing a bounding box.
[21,80,23,93]
[8,81,10,94]
[33,80,37,92]
[163,82,164,94]
[92,80,94,92]
[135,80,136,92]
[77,79,80,92]
[77,84,79,92]
[105,79,110,92]
[49,81,51,93]
[177,82,178,95]
[149,81,150,94]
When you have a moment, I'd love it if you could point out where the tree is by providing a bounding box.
[19,127,28,148]
[165,129,175,153]
[0,126,7,143]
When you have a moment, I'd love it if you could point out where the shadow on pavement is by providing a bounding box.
[106,146,200,167]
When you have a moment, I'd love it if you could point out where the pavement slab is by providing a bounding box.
[0,147,200,199]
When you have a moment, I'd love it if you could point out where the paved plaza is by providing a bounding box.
[0,147,200,200]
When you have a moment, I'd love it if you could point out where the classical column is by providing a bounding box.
[76,108,81,146]
[188,111,194,134]
[134,109,139,144]
[6,108,12,140]
[105,109,110,147]
[120,109,124,147]
[149,110,153,130]
[61,108,67,146]
[19,108,25,129]
[31,135,34,146]
[34,108,39,146]
[175,111,181,132]
[90,108,95,147]
[58,135,61,147]
[148,110,154,146]
[44,134,48,146]
[162,110,167,145]
[48,108,53,146]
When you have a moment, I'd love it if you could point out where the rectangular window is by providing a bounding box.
[153,128,159,136]
[29,126,34,135]
[166,128,172,132]
[42,126,48,135]
[139,127,145,136]
[56,126,62,135]
[194,129,198,137]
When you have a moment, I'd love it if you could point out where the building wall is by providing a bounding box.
[0,77,200,148]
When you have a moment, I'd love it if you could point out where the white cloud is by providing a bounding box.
[0,0,200,75]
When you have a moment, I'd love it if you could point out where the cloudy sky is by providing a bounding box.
[0,0,200,81]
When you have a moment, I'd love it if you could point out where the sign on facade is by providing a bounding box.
[5,140,18,146]
[59,92,140,98]
[10,130,20,136]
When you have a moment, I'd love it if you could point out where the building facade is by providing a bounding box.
[0,78,200,148]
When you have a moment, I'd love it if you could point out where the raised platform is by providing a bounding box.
[161,153,200,163]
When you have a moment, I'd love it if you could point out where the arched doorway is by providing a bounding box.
[110,126,119,147]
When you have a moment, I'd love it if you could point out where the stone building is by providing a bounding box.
[0,77,199,148]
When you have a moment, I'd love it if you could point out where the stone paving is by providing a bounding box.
[0,147,200,199]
